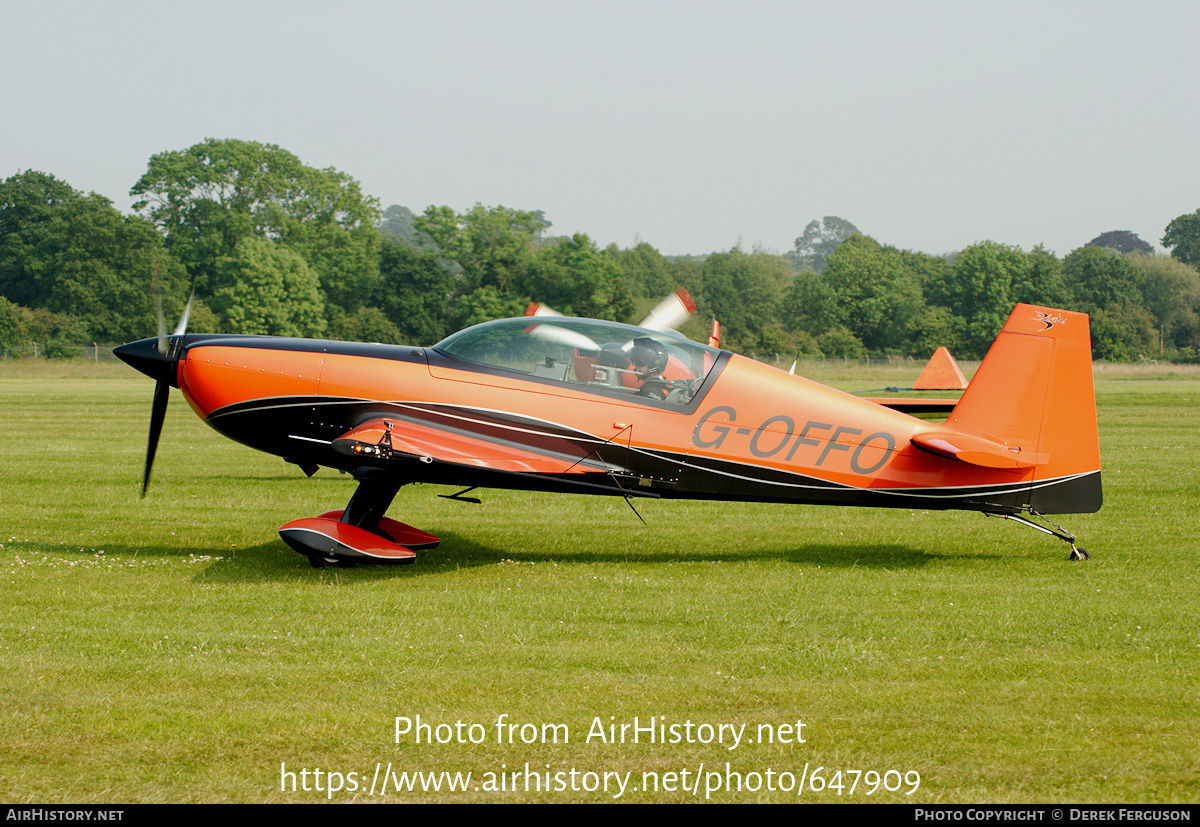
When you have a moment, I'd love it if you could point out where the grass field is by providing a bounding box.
[1,359,1197,803]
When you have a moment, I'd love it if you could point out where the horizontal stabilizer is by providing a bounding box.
[865,397,958,415]
[911,431,1048,469]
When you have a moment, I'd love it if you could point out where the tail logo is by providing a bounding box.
[1032,311,1067,331]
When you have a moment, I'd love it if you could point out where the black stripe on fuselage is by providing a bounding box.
[203,393,1100,514]
[181,334,429,363]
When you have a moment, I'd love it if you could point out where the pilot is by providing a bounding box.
[628,337,669,380]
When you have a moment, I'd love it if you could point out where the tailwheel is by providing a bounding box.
[984,510,1092,561]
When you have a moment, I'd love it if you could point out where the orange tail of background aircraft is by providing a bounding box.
[913,346,968,390]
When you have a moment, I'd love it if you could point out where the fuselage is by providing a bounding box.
[150,316,1076,514]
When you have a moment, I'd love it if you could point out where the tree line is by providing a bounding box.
[3,138,1199,362]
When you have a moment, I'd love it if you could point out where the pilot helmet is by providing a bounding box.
[629,337,668,378]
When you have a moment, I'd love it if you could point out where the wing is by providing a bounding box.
[331,417,617,475]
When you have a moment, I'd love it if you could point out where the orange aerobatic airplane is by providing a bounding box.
[115,300,1101,567]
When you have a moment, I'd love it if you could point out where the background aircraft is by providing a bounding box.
[115,302,1101,567]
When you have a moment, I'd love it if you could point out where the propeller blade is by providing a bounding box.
[638,288,697,331]
[526,289,694,334]
[173,288,194,337]
[155,286,167,355]
[150,260,168,354]
[527,323,601,352]
[524,301,563,318]
[143,377,170,497]
[129,280,191,497]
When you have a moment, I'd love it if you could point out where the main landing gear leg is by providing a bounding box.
[341,476,402,537]
[985,511,1090,560]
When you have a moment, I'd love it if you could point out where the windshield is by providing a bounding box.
[433,317,723,405]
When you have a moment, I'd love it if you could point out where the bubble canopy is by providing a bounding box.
[432,317,725,405]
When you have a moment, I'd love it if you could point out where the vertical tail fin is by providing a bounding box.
[947,304,1102,513]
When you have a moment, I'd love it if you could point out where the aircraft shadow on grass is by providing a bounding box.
[8,529,993,584]
[181,533,964,584]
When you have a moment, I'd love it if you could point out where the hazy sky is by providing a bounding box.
[4,0,1198,257]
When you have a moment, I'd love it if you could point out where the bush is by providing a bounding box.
[816,326,866,359]
[43,334,80,359]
